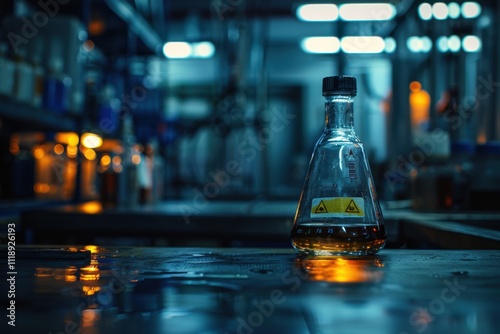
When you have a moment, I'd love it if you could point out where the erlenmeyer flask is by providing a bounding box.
[291,76,386,256]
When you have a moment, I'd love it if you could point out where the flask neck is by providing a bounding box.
[324,95,355,129]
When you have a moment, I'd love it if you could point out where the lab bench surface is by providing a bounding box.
[19,201,297,246]
[19,200,500,248]
[2,246,500,334]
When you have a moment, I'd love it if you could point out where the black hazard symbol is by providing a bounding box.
[345,199,360,213]
[314,200,328,214]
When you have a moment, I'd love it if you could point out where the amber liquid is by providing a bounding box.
[291,224,386,256]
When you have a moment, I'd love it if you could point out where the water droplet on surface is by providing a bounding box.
[451,271,469,276]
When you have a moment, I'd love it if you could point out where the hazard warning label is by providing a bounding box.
[311,197,364,218]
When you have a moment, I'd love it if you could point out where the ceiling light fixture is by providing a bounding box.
[447,2,461,19]
[384,37,396,53]
[461,2,481,19]
[163,42,192,59]
[436,36,449,52]
[462,35,481,52]
[448,35,461,52]
[341,36,385,53]
[406,36,432,53]
[296,4,339,21]
[300,37,341,53]
[192,42,215,58]
[418,3,433,20]
[339,3,396,21]
[432,2,448,20]
[162,41,215,59]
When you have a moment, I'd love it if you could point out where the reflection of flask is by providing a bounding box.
[294,257,384,283]
[291,76,386,256]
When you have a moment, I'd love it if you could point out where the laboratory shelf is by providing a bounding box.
[0,95,77,132]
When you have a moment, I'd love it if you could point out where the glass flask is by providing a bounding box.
[291,75,386,256]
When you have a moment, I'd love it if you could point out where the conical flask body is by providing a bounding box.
[291,76,386,256]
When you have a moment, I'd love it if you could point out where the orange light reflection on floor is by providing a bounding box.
[295,257,384,283]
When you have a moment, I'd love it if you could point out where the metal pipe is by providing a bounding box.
[105,0,163,54]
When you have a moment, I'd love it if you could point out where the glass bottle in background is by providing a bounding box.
[43,57,69,113]
[291,76,386,256]
[31,55,45,108]
[118,115,139,207]
[0,43,16,96]
[13,49,34,104]
[98,151,120,208]
[98,85,119,136]
[450,141,474,210]
[149,140,165,203]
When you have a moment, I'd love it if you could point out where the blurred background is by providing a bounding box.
[0,0,499,248]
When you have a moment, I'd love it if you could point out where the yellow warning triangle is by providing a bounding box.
[345,199,360,213]
[314,200,328,214]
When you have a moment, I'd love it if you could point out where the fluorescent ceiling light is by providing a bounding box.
[420,36,432,52]
[437,36,449,52]
[462,2,481,19]
[162,41,215,59]
[384,37,396,53]
[448,35,461,52]
[406,36,418,53]
[339,3,396,21]
[301,37,340,53]
[296,4,339,21]
[448,2,461,19]
[462,35,481,52]
[163,42,192,59]
[341,36,385,54]
[418,3,432,20]
[192,42,215,58]
[406,36,431,53]
[432,2,448,20]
